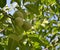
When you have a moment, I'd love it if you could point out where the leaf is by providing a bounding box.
[8,38,18,50]
[28,34,45,46]
[0,14,4,20]
[50,4,57,13]
[9,34,21,42]
[48,46,53,50]
[56,0,60,5]
[25,4,39,15]
[50,34,56,42]
[0,44,4,50]
[0,0,6,8]
[0,14,7,24]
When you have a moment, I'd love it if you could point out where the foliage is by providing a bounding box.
[0,0,60,50]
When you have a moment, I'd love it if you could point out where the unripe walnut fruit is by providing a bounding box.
[22,21,31,31]
[13,11,24,18]
[15,17,23,27]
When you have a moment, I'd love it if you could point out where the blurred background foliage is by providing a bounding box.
[0,0,60,50]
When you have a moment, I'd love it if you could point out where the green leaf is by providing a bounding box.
[9,34,21,42]
[0,44,4,50]
[0,0,6,8]
[0,14,4,20]
[8,38,18,50]
[50,34,56,42]
[25,4,39,15]
[50,4,57,13]
[56,0,60,5]
[28,34,45,46]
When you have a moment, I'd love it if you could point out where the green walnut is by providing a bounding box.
[12,11,25,35]
[12,17,24,35]
[12,11,31,33]
[13,11,24,27]
[22,21,31,31]
[13,11,24,18]
[14,17,24,27]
